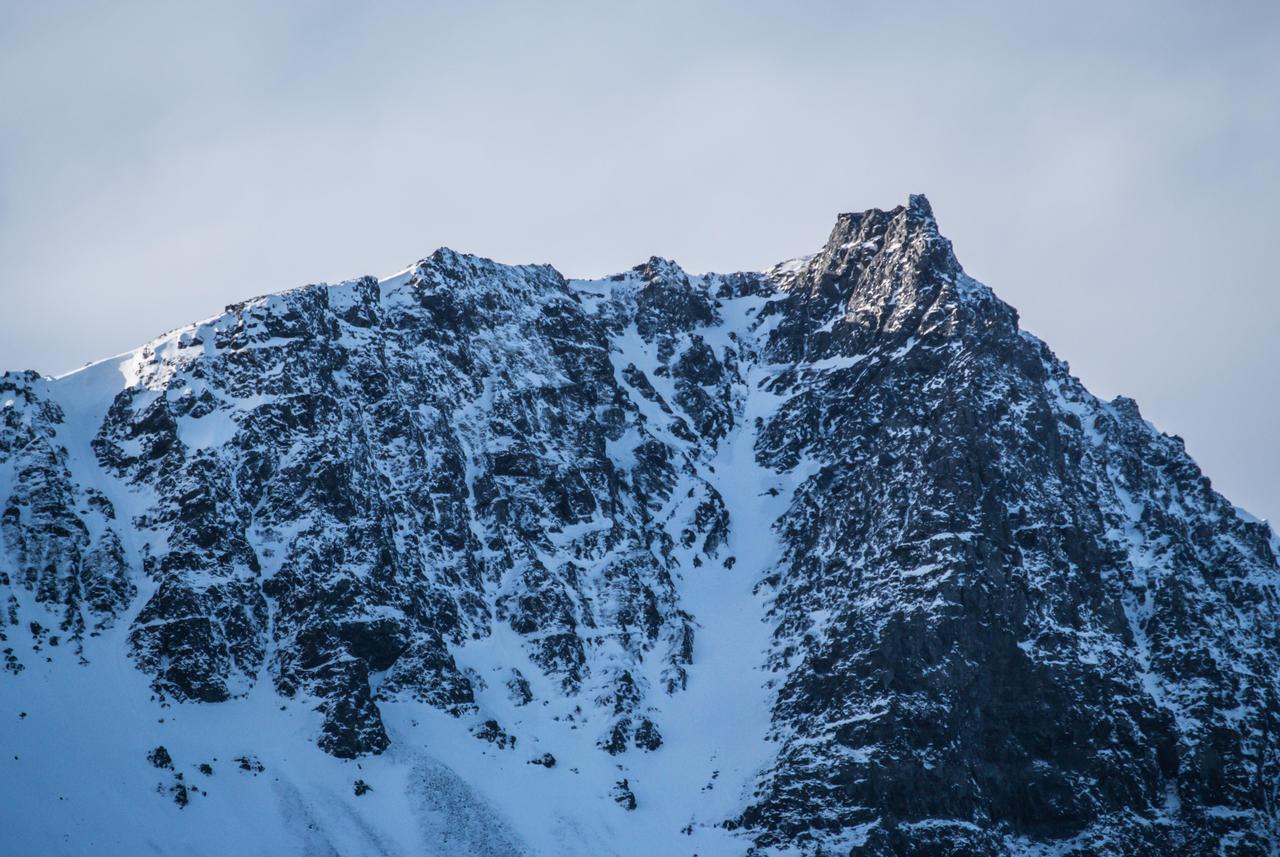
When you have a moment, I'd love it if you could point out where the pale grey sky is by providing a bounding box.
[2,1,1277,522]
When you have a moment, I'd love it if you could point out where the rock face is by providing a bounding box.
[2,195,1278,854]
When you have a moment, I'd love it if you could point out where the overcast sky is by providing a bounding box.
[2,1,1277,522]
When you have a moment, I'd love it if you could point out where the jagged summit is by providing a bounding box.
[826,191,937,239]
[2,200,1277,856]
[775,195,974,327]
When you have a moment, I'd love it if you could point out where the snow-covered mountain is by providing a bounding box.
[2,195,1277,856]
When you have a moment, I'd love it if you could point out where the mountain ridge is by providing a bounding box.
[2,195,1278,855]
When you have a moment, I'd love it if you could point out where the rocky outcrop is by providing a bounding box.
[1,196,1276,854]
[741,196,1280,853]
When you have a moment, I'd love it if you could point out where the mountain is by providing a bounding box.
[2,195,1277,856]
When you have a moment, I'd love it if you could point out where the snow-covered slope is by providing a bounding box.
[2,196,1278,855]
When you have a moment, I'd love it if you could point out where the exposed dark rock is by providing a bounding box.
[233,755,264,774]
[611,778,637,811]
[147,746,172,769]
[505,668,533,706]
[472,719,516,749]
[633,718,663,752]
[2,196,1277,854]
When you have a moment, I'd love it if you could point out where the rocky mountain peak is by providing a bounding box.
[760,194,1015,366]
[802,192,957,300]
[630,255,693,288]
[2,198,1277,855]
